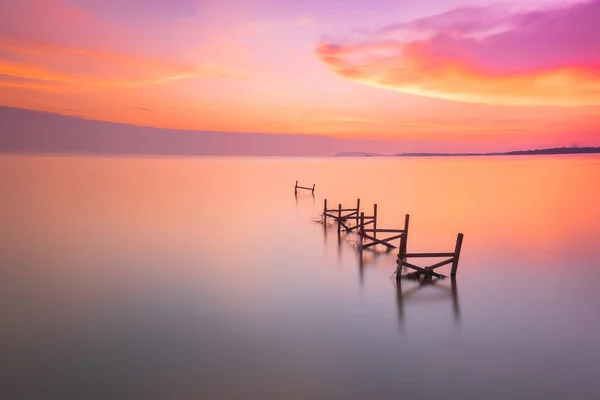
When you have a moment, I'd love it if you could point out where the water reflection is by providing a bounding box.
[357,247,393,285]
[294,191,315,205]
[395,275,461,329]
[4,155,600,399]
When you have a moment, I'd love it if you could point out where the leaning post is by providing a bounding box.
[356,198,361,226]
[451,233,464,276]
[311,184,315,193]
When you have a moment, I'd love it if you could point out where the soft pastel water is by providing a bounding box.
[1,155,600,399]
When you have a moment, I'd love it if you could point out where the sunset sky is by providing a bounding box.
[1,0,599,151]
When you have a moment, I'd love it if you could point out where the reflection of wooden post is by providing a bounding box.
[451,233,464,276]
[358,247,364,285]
[323,199,328,224]
[356,198,361,226]
[338,203,342,234]
[373,204,378,239]
[451,275,460,322]
[396,277,405,327]
[312,184,315,193]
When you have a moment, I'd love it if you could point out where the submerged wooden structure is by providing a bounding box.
[322,198,362,233]
[359,211,409,250]
[322,198,410,250]
[295,180,315,195]
[301,182,465,276]
[396,233,463,278]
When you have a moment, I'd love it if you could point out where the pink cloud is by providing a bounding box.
[316,0,600,106]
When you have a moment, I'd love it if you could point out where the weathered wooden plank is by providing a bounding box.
[362,241,395,249]
[361,233,396,249]
[362,228,405,233]
[399,261,445,278]
[405,252,455,258]
[428,258,454,270]
[378,234,404,243]
[399,260,426,272]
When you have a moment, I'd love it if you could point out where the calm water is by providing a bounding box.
[1,155,600,399]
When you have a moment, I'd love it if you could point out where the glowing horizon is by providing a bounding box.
[1,0,599,151]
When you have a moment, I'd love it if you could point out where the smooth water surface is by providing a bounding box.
[1,155,600,399]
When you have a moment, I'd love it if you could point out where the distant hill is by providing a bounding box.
[0,106,413,157]
[3,106,599,157]
[392,147,600,157]
[335,152,383,157]
[334,147,600,157]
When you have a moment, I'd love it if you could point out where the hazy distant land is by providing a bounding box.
[2,106,599,157]
[336,147,600,157]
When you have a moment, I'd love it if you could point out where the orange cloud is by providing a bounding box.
[0,37,245,90]
[316,40,600,106]
[316,1,600,106]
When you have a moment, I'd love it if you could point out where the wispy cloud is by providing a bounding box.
[0,37,245,90]
[316,0,600,106]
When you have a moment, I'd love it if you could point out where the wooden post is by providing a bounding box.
[311,184,315,193]
[359,212,365,248]
[323,199,328,224]
[356,198,361,226]
[295,180,298,194]
[403,214,410,255]
[451,233,464,276]
[338,203,342,234]
[396,232,407,277]
[373,204,378,239]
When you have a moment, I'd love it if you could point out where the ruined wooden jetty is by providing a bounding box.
[358,211,409,250]
[295,180,315,195]
[396,233,463,278]
[322,198,409,250]
[322,199,362,233]
[314,192,465,277]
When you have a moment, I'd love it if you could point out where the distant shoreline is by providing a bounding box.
[335,147,600,157]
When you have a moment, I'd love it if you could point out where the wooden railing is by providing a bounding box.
[295,180,315,194]
[397,233,464,277]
